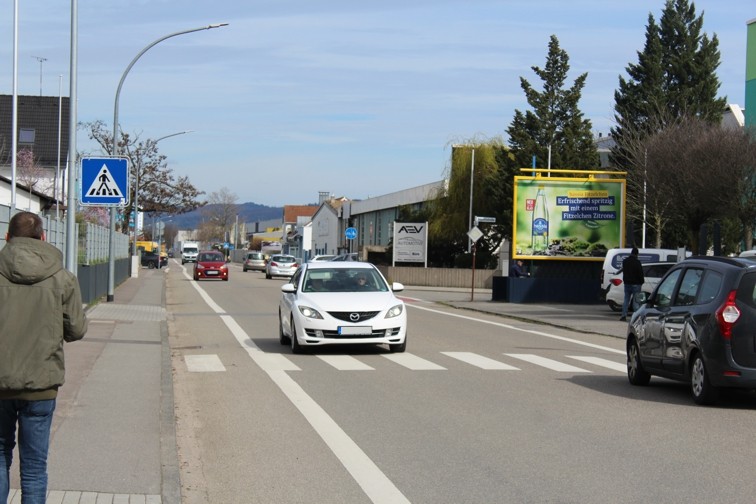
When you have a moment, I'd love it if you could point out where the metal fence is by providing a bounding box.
[1,204,129,266]
[79,221,130,265]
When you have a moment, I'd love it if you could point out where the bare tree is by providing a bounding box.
[16,148,47,195]
[82,120,204,233]
[629,116,756,253]
[199,187,239,244]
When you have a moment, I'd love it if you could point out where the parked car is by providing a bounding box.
[605,262,675,312]
[601,247,685,297]
[626,256,756,405]
[310,254,336,262]
[265,254,298,279]
[242,251,267,272]
[141,251,167,269]
[193,250,229,281]
[278,262,407,353]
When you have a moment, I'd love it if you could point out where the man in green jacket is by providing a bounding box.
[0,211,88,504]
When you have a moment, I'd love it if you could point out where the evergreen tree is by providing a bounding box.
[612,0,726,164]
[506,35,598,171]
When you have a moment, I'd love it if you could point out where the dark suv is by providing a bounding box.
[626,256,756,405]
[141,251,167,269]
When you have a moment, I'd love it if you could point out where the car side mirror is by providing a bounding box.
[392,282,405,293]
[281,284,297,294]
[635,291,649,305]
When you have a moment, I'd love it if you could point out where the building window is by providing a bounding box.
[19,128,35,144]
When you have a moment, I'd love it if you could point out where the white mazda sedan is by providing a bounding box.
[279,262,407,354]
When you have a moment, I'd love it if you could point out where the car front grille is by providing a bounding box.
[304,327,402,339]
[327,311,379,323]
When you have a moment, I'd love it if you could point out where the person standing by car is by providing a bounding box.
[0,211,88,504]
[620,247,644,321]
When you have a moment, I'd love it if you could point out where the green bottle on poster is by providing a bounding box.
[531,185,549,252]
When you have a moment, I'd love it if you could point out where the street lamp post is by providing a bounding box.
[107,23,228,302]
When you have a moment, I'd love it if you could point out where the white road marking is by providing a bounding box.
[409,304,625,355]
[441,351,520,370]
[567,355,627,373]
[183,266,409,504]
[505,353,590,372]
[382,353,446,370]
[318,355,375,370]
[185,354,226,372]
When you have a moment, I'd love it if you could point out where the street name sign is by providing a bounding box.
[80,157,129,206]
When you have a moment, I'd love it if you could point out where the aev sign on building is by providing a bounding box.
[393,222,428,266]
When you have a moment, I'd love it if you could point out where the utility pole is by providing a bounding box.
[32,56,47,96]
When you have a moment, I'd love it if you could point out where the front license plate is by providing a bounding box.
[206,270,219,275]
[338,326,372,335]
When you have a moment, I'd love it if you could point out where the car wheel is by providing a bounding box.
[607,300,621,312]
[243,267,247,272]
[278,310,290,345]
[389,336,407,353]
[290,316,303,354]
[194,275,199,281]
[223,277,229,281]
[148,261,155,269]
[690,353,719,405]
[627,337,651,386]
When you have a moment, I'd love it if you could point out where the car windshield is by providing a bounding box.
[302,268,388,293]
[200,253,224,262]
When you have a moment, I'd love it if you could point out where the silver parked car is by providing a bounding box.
[265,254,298,279]
[242,251,267,272]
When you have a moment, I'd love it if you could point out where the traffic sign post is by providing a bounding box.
[80,157,130,206]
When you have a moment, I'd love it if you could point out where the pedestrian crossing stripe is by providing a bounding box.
[187,351,626,374]
[85,164,123,198]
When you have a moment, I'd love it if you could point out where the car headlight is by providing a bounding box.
[298,305,323,319]
[385,304,404,319]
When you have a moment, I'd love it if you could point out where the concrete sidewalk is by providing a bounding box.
[7,268,178,504]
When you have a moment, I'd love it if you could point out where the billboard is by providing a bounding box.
[393,222,427,265]
[513,175,625,260]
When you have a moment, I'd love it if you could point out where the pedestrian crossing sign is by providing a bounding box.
[80,157,130,206]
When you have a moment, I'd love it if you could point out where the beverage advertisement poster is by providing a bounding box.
[512,176,625,260]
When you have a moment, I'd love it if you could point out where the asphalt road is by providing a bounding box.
[166,261,756,504]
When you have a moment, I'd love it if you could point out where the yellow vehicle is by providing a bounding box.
[135,240,159,253]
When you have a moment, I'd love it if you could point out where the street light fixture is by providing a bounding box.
[107,22,228,301]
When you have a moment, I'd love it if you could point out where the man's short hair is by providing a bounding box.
[631,247,639,255]
[8,211,44,239]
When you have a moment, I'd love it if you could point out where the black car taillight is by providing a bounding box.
[715,290,740,340]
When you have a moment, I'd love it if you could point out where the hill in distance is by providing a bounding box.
[170,202,284,230]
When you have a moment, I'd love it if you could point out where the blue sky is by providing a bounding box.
[2,1,753,207]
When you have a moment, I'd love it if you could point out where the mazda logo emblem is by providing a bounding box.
[349,313,360,322]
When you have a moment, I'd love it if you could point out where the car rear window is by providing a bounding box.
[274,256,295,263]
[736,272,756,309]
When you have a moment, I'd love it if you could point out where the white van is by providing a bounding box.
[740,250,756,258]
[600,247,685,296]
